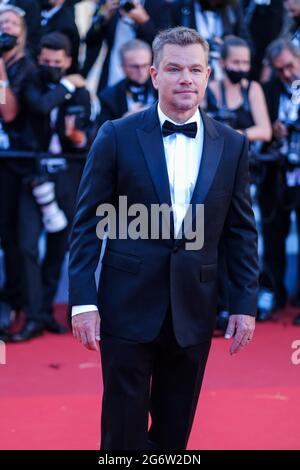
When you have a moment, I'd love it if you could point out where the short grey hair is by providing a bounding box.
[152,27,209,68]
[266,38,300,64]
[119,39,152,65]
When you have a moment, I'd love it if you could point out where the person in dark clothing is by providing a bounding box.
[1,0,42,57]
[261,38,300,325]
[242,0,284,80]
[0,6,37,341]
[205,35,271,330]
[82,0,172,91]
[9,32,93,342]
[39,0,80,72]
[98,38,156,126]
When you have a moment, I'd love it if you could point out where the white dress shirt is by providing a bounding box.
[72,104,204,316]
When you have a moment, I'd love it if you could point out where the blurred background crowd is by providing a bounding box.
[0,0,300,343]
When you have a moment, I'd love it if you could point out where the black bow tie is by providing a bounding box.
[162,120,198,139]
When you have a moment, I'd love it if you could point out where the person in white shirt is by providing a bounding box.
[69,26,258,450]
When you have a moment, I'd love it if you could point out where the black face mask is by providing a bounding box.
[40,1,54,11]
[0,33,18,55]
[225,68,249,84]
[39,65,64,84]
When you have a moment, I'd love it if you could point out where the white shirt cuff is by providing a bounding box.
[71,305,98,316]
[60,78,76,93]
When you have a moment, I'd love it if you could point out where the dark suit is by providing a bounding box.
[69,103,258,449]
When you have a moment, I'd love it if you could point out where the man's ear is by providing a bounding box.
[150,65,159,90]
[206,66,211,83]
[65,56,72,70]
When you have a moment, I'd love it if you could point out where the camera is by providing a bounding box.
[25,174,68,233]
[284,119,300,166]
[65,105,87,131]
[119,0,135,12]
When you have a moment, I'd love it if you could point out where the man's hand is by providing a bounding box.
[224,314,255,355]
[273,120,288,140]
[64,74,86,88]
[102,0,119,22]
[120,1,150,24]
[72,310,100,351]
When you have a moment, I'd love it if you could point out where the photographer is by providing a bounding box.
[98,38,156,125]
[82,0,172,91]
[10,32,93,342]
[0,5,37,341]
[1,1,41,57]
[260,38,300,324]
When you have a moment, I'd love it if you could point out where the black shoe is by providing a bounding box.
[43,316,68,334]
[11,321,44,342]
[291,296,300,308]
[0,330,12,342]
[293,314,300,326]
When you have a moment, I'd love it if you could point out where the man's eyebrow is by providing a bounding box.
[165,63,204,68]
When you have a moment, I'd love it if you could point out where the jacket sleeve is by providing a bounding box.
[223,136,259,316]
[68,121,117,306]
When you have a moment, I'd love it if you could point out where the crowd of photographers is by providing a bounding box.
[0,0,300,342]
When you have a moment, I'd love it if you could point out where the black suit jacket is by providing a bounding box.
[82,0,172,89]
[69,104,258,347]
[263,77,283,124]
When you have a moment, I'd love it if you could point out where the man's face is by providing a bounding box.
[272,48,300,85]
[0,11,22,37]
[150,43,210,116]
[38,47,71,71]
[122,48,152,85]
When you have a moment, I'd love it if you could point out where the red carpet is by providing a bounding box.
[0,305,300,450]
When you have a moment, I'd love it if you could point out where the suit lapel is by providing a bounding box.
[136,105,224,245]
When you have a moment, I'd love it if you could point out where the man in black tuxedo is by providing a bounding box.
[69,26,258,450]
[98,38,157,126]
